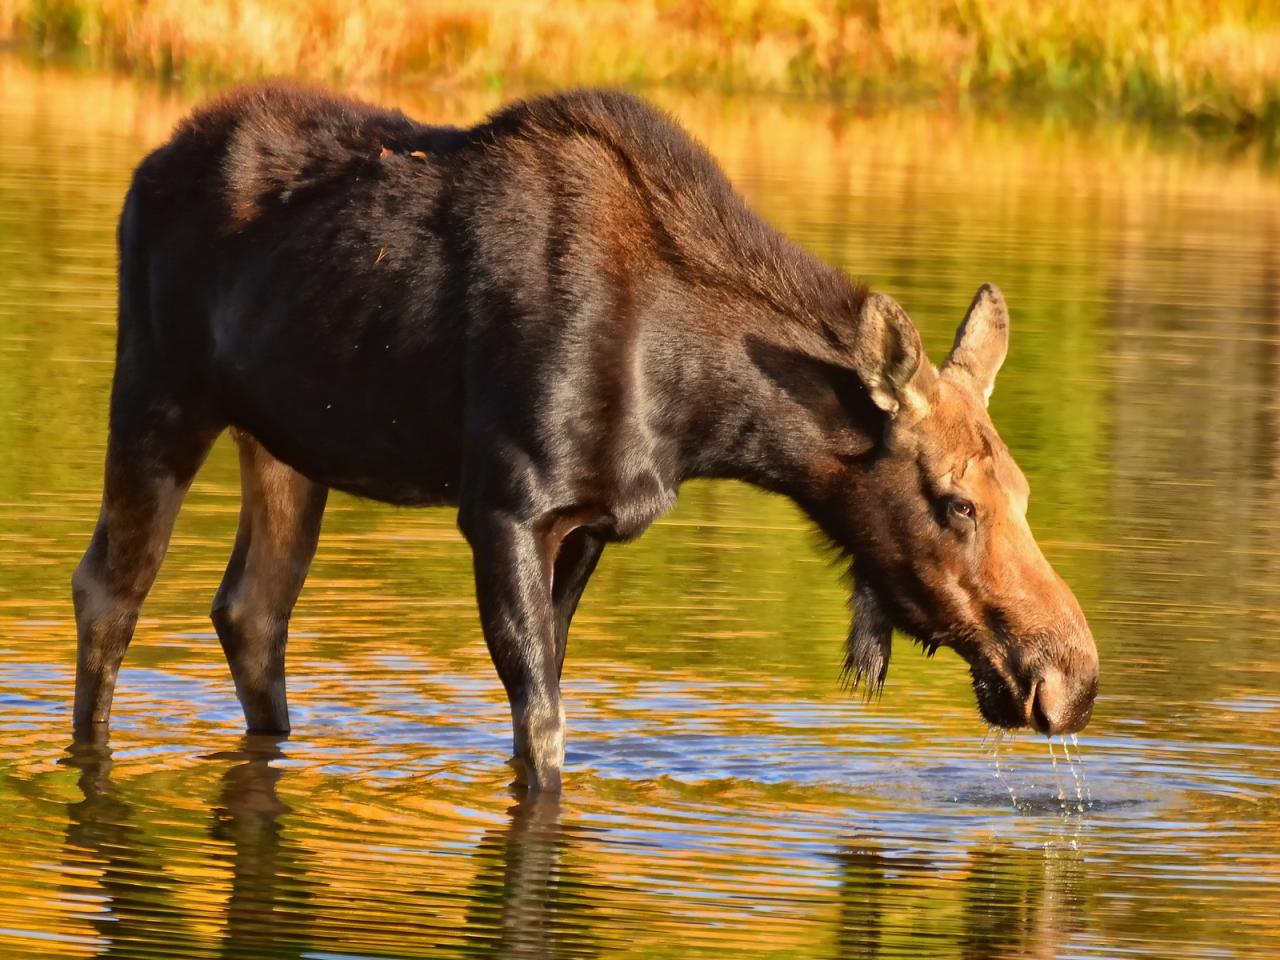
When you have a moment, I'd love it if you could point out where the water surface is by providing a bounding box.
[1,60,1279,958]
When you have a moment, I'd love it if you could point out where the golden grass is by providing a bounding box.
[3,0,1280,138]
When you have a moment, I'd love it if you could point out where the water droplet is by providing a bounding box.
[1048,736,1069,815]
[990,729,1020,810]
[1067,732,1092,810]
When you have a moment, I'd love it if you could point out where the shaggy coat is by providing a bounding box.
[72,87,1098,791]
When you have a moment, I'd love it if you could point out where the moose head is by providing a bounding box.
[835,284,1098,735]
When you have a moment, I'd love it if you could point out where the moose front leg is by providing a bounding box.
[550,528,604,679]
[464,509,565,793]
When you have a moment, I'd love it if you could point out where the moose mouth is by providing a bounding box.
[850,576,1091,734]
[849,576,1100,742]
[967,655,1035,730]
[964,640,1097,735]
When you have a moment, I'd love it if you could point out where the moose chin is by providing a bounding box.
[71,85,1098,792]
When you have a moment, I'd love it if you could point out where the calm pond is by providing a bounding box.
[1,58,1278,959]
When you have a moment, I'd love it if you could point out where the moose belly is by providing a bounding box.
[214,334,466,507]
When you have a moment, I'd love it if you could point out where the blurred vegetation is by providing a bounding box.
[1,0,1279,143]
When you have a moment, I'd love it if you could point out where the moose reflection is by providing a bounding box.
[462,792,605,959]
[61,731,315,959]
[834,838,1087,960]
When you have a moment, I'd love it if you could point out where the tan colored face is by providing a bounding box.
[844,285,1098,735]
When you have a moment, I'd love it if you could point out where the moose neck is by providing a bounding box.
[666,281,884,535]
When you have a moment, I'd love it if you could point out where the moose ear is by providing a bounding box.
[942,283,1009,405]
[853,292,935,418]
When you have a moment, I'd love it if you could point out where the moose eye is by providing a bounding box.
[947,497,976,524]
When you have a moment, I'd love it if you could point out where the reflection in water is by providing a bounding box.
[463,793,600,960]
[959,848,1085,960]
[62,729,205,957]
[834,846,891,960]
[62,735,603,959]
[834,840,1086,960]
[62,732,314,960]
[207,736,314,960]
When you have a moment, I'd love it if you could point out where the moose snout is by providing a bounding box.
[1028,655,1099,737]
[1008,562,1100,736]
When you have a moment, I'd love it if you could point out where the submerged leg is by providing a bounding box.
[72,421,217,727]
[211,433,328,734]
[463,508,565,792]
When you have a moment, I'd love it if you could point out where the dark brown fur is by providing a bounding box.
[72,86,1098,792]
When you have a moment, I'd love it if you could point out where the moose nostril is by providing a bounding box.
[1031,667,1068,736]
[1031,684,1052,735]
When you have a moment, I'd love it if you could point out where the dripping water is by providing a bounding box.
[1047,736,1067,808]
[988,727,1021,810]
[1067,732,1092,811]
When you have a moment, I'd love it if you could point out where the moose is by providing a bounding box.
[72,86,1099,791]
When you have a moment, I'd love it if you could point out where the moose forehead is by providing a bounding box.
[913,379,1030,513]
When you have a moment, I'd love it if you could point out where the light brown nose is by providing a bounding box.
[1030,664,1096,736]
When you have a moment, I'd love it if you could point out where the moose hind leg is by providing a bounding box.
[211,433,327,734]
[73,422,218,727]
